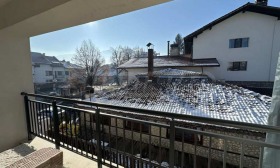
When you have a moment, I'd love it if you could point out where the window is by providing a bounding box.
[34,63,40,67]
[56,71,63,76]
[65,71,69,75]
[46,71,53,76]
[228,61,247,71]
[229,38,249,48]
[46,79,53,83]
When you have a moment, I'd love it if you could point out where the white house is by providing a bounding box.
[119,1,280,92]
[31,52,69,92]
[184,1,280,88]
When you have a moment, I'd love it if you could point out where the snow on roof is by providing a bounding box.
[136,68,207,77]
[61,60,82,69]
[93,75,271,125]
[118,56,220,69]
[31,52,51,64]
[31,52,63,66]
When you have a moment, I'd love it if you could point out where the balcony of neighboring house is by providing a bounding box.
[5,93,278,168]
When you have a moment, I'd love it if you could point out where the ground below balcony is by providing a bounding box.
[0,137,108,168]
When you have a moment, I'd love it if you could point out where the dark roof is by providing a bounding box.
[118,56,220,69]
[184,3,280,41]
[45,56,60,63]
[61,60,82,69]
[31,52,62,66]
[31,52,51,64]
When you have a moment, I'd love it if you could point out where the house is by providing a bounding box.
[31,52,68,93]
[59,60,84,96]
[118,56,219,81]
[96,64,128,85]
[119,1,280,94]
[80,68,271,167]
[61,60,82,77]
[184,2,280,90]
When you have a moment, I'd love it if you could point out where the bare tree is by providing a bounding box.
[111,46,124,85]
[72,40,104,87]
[174,34,184,54]
[133,46,146,58]
[122,46,134,62]
[68,68,86,92]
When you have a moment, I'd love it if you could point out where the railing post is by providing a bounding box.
[169,118,175,167]
[24,95,32,140]
[52,100,60,149]
[95,108,102,168]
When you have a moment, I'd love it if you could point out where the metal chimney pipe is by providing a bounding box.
[167,41,170,57]
[148,48,154,81]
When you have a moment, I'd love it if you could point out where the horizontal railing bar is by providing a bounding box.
[29,99,52,105]
[57,104,97,114]
[57,104,169,128]
[100,112,170,128]
[176,126,280,149]
[21,92,280,134]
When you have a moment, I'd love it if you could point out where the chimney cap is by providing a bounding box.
[255,0,268,6]
[146,42,154,49]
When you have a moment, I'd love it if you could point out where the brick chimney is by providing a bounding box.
[255,0,268,6]
[148,48,154,81]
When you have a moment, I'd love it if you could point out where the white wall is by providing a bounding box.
[0,29,34,152]
[193,12,280,82]
[53,66,67,83]
[33,64,68,84]
[33,64,53,84]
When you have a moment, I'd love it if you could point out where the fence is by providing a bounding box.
[21,92,280,168]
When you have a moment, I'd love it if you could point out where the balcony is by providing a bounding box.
[17,93,280,168]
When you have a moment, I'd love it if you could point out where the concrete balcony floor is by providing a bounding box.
[0,137,107,168]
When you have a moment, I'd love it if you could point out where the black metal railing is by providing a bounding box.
[22,92,280,168]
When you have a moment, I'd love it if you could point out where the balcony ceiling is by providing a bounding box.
[0,0,11,7]
[0,0,171,36]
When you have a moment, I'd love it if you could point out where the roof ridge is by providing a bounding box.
[184,3,280,40]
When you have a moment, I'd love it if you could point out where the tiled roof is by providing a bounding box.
[118,56,219,69]
[93,70,271,125]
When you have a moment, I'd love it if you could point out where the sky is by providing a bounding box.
[30,0,280,64]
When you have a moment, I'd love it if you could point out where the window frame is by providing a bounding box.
[229,38,249,48]
[228,61,247,71]
[45,71,53,76]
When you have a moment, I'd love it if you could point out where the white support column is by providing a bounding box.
[263,52,280,168]
[0,29,34,152]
